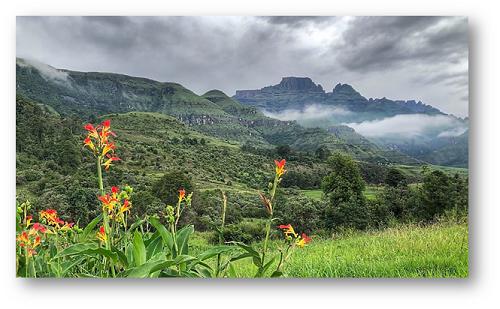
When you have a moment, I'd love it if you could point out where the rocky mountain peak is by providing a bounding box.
[277,77,324,92]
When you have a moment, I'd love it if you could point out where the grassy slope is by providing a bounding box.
[192,223,468,278]
[16,60,419,164]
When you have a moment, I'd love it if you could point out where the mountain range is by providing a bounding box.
[234,77,468,167]
[16,58,468,167]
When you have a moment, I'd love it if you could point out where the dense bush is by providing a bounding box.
[274,189,325,233]
[152,171,194,206]
[218,219,267,243]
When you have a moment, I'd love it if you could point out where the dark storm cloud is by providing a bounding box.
[335,16,468,71]
[261,16,335,26]
[16,16,469,116]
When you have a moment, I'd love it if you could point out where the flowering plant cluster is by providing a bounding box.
[16,119,311,278]
[98,186,133,225]
[83,120,120,171]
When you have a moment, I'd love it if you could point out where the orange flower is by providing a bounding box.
[274,159,286,177]
[119,199,132,215]
[17,231,29,245]
[102,154,120,171]
[17,230,42,256]
[84,123,99,139]
[96,226,107,243]
[83,119,120,171]
[60,222,75,232]
[278,224,298,238]
[98,194,117,212]
[40,209,59,226]
[99,187,132,221]
[178,188,186,201]
[296,233,312,248]
[39,209,73,231]
[84,137,96,152]
[101,142,116,157]
[25,215,32,227]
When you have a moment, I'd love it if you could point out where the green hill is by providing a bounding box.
[16,58,418,164]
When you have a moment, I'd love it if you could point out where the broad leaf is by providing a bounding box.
[149,217,174,252]
[80,215,102,241]
[132,230,147,267]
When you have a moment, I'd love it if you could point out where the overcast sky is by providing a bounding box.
[16,16,469,116]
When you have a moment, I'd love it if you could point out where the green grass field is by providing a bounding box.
[396,164,468,179]
[192,222,468,278]
[301,186,384,201]
[300,189,323,200]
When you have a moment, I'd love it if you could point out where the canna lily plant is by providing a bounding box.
[16,119,310,278]
[229,158,312,277]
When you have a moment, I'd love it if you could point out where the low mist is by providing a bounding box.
[344,114,467,139]
[263,104,351,121]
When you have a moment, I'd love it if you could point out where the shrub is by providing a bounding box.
[152,171,194,206]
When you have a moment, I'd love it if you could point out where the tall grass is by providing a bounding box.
[220,222,468,278]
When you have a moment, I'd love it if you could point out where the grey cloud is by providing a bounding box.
[17,58,69,83]
[261,16,334,27]
[16,16,469,116]
[336,16,467,72]
[344,114,467,138]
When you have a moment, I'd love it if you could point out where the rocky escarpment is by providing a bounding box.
[233,76,444,117]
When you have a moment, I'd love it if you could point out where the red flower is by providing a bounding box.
[111,186,120,194]
[274,159,286,177]
[102,155,120,171]
[83,119,120,171]
[296,233,312,248]
[84,123,95,131]
[301,233,312,244]
[178,188,186,201]
[32,223,47,233]
[278,224,297,237]
[96,225,107,243]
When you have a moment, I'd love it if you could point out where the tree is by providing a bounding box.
[275,145,291,159]
[420,170,452,220]
[315,145,331,161]
[152,171,194,206]
[385,168,407,187]
[322,153,365,203]
[321,153,368,230]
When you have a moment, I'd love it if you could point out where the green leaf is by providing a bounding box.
[197,245,234,261]
[149,217,174,252]
[126,260,164,278]
[176,225,194,255]
[227,263,237,278]
[146,236,163,261]
[80,215,102,241]
[271,270,283,278]
[230,252,254,262]
[128,217,147,232]
[111,246,129,268]
[229,241,262,267]
[262,255,278,274]
[144,230,160,247]
[53,243,118,263]
[132,230,147,267]
[60,257,86,277]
